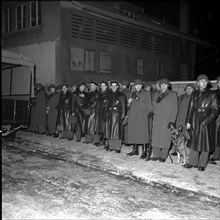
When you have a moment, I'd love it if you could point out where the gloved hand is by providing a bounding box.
[167,122,176,129]
[202,120,208,127]
[122,116,128,126]
[148,112,154,118]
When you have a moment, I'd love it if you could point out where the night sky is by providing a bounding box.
[130,0,220,80]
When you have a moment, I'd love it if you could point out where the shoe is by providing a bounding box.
[76,140,81,142]
[115,150,121,153]
[52,132,59,138]
[93,143,100,146]
[104,146,109,151]
[127,144,139,156]
[171,152,177,156]
[150,157,160,161]
[140,145,147,159]
[67,138,73,141]
[83,141,89,144]
[208,160,217,165]
[209,158,216,162]
[183,164,198,168]
[160,158,166,162]
[140,152,147,159]
[198,166,205,171]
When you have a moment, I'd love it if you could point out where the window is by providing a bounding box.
[16,4,27,30]
[121,9,135,19]
[100,52,111,73]
[9,8,13,32]
[137,58,144,75]
[30,1,41,27]
[157,61,165,78]
[2,1,41,34]
[16,5,21,30]
[3,8,13,33]
[85,50,95,71]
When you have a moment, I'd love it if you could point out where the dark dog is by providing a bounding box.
[168,123,190,165]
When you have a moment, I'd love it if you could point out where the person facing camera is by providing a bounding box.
[105,80,127,153]
[184,74,219,171]
[150,78,178,162]
[126,79,152,159]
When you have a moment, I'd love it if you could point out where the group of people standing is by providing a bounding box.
[29,74,220,171]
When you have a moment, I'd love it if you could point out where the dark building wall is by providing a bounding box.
[56,7,193,85]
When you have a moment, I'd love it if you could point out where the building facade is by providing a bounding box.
[2,0,213,86]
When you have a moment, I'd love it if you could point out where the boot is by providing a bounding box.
[127,144,139,156]
[103,139,109,151]
[140,144,147,159]
[145,144,152,161]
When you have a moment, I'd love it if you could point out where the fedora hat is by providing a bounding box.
[134,79,143,86]
[159,78,170,86]
[197,74,209,82]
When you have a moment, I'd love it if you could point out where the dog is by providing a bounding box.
[168,123,190,165]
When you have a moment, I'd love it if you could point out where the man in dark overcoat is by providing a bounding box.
[46,84,60,136]
[209,76,220,164]
[184,74,219,171]
[170,84,195,155]
[105,80,127,153]
[83,81,99,144]
[56,84,73,139]
[151,78,178,162]
[33,83,47,134]
[71,82,89,140]
[120,80,131,145]
[126,79,152,159]
[94,81,111,147]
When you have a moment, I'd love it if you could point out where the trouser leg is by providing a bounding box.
[188,149,199,166]
[198,151,209,167]
[212,147,220,160]
[161,148,169,159]
[152,147,161,158]
[74,123,81,141]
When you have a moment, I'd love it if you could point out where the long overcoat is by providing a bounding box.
[86,90,99,136]
[106,90,126,140]
[127,90,152,144]
[122,88,132,143]
[186,88,218,152]
[56,91,72,132]
[33,88,47,132]
[95,90,111,136]
[47,92,60,133]
[72,90,89,136]
[152,90,178,149]
[175,93,192,140]
[215,89,220,148]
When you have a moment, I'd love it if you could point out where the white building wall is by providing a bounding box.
[7,41,56,86]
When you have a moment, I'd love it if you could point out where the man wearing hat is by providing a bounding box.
[105,80,127,153]
[150,78,178,162]
[93,81,111,146]
[208,76,220,164]
[170,83,196,156]
[46,84,60,136]
[71,82,89,141]
[56,84,73,139]
[32,83,47,134]
[120,80,132,146]
[83,81,99,144]
[184,74,218,171]
[126,79,152,159]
